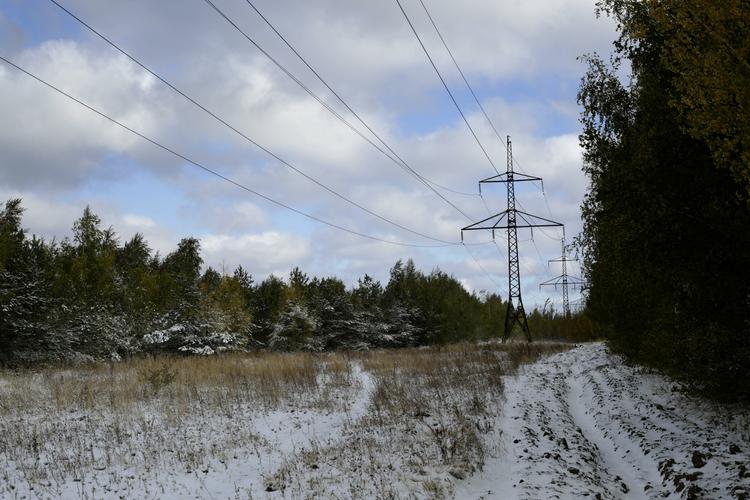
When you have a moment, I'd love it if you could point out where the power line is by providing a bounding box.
[199,0,480,222]
[394,0,535,289]
[241,0,480,200]
[42,0,508,288]
[417,0,533,178]
[394,0,501,175]
[209,0,531,305]
[47,0,462,246]
[417,0,524,173]
[0,54,468,249]
[199,0,402,165]
[213,0,528,283]
[527,234,547,269]
[415,0,508,162]
[462,243,504,292]
[199,0,478,221]
[416,0,566,223]
[535,225,564,241]
[397,0,556,284]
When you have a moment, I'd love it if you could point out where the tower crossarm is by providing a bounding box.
[479,172,542,184]
[539,275,585,288]
[548,256,579,263]
[461,210,562,236]
[539,275,566,289]
[478,172,543,194]
[459,135,562,342]
[514,210,563,228]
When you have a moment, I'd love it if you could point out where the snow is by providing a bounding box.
[457,343,750,499]
[0,357,377,499]
[2,343,748,498]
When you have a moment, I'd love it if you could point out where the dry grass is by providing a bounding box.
[0,351,350,498]
[0,340,571,498]
[266,341,571,498]
[0,351,327,417]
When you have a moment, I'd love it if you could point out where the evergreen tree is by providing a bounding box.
[233,265,254,308]
[161,237,203,318]
[0,198,593,364]
[251,274,287,346]
[0,198,26,273]
[268,301,319,351]
[352,274,383,310]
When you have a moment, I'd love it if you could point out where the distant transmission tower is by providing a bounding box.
[462,136,562,342]
[539,237,585,317]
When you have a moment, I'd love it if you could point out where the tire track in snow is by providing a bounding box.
[575,346,750,499]
[457,343,749,499]
[567,368,661,498]
[459,350,629,499]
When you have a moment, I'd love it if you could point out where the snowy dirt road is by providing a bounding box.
[457,343,750,499]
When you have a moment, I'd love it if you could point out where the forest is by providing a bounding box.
[577,0,750,401]
[0,199,594,366]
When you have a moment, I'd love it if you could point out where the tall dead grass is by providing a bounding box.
[0,340,571,498]
[362,341,569,462]
[265,341,571,497]
[1,351,328,416]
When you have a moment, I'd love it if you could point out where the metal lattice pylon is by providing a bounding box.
[462,136,562,342]
[540,237,585,317]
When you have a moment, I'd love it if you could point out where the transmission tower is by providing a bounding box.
[539,237,585,317]
[462,136,562,342]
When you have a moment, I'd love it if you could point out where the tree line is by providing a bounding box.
[0,199,594,366]
[577,0,750,401]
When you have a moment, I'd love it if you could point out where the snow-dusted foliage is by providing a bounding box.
[268,302,320,351]
[380,304,422,348]
[142,314,244,356]
[0,268,55,364]
[58,306,137,360]
[317,306,421,351]
[319,309,388,351]
[1,200,529,365]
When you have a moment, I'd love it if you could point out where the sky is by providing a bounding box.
[0,0,619,310]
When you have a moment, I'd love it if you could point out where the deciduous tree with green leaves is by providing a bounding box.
[578,0,750,401]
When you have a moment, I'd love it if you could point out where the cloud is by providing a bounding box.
[0,40,174,188]
[0,189,81,240]
[122,214,156,230]
[466,252,505,275]
[0,0,617,306]
[200,231,311,276]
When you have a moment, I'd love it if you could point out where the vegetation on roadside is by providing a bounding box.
[577,0,750,401]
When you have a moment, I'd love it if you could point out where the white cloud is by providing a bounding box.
[0,0,618,305]
[201,231,311,277]
[122,214,156,230]
[0,40,174,188]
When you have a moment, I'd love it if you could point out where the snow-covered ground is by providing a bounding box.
[2,343,748,499]
[457,343,750,499]
[0,345,518,498]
